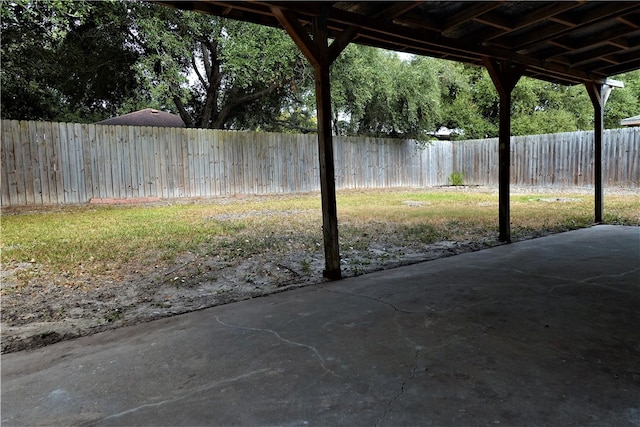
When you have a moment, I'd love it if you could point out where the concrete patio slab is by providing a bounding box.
[2,225,639,426]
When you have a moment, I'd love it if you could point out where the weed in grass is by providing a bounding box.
[401,223,446,244]
[604,212,624,224]
[301,259,311,273]
[104,309,122,323]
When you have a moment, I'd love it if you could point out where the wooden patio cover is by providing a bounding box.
[157,1,640,279]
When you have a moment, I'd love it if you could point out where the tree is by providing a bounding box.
[510,78,592,135]
[126,2,310,130]
[1,0,139,122]
[605,70,640,129]
[445,65,596,138]
[435,62,495,139]
[1,0,311,130]
[4,0,636,136]
[330,45,441,139]
[465,65,500,138]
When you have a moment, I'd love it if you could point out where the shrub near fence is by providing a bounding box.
[1,120,638,207]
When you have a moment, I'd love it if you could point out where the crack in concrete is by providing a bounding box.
[93,368,278,424]
[318,287,436,426]
[547,267,640,295]
[466,264,639,295]
[214,315,340,378]
[376,347,421,426]
[318,288,428,425]
[318,286,419,314]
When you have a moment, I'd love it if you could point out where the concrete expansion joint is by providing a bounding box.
[214,315,340,378]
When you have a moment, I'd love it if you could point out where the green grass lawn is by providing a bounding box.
[2,188,638,280]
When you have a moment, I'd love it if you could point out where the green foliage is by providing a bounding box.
[605,70,640,129]
[448,172,464,186]
[3,1,638,136]
[1,0,309,129]
[432,62,496,139]
[509,78,593,136]
[429,64,637,138]
[1,0,139,122]
[330,46,440,139]
[126,3,309,130]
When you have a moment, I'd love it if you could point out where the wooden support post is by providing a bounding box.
[272,6,357,279]
[585,79,622,223]
[585,82,608,224]
[313,16,341,279]
[483,58,523,243]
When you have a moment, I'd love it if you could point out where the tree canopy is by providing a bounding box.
[1,0,310,130]
[2,0,639,137]
[1,0,138,122]
[125,2,309,130]
[331,47,440,139]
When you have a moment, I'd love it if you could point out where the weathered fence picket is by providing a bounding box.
[1,120,638,206]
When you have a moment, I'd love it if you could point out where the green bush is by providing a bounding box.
[448,172,464,186]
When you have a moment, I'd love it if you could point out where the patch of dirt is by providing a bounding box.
[0,234,495,353]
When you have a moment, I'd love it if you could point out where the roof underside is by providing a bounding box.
[158,1,640,86]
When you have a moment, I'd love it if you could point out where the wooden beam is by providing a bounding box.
[550,26,639,52]
[473,13,515,32]
[512,2,640,51]
[271,7,320,68]
[484,58,523,97]
[548,45,622,68]
[313,13,342,280]
[373,1,423,20]
[468,2,581,44]
[268,1,607,84]
[315,65,341,279]
[391,13,443,33]
[484,58,524,243]
[217,0,603,84]
[328,25,359,64]
[595,57,640,75]
[442,2,503,33]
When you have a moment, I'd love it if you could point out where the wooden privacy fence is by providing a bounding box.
[1,120,638,206]
[453,128,639,188]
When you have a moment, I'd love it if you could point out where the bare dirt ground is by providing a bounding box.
[1,237,493,354]
[1,186,636,353]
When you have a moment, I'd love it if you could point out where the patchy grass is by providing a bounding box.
[2,187,638,352]
[2,188,638,280]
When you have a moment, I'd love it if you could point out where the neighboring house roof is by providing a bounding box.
[620,115,640,127]
[427,127,465,141]
[96,108,185,128]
